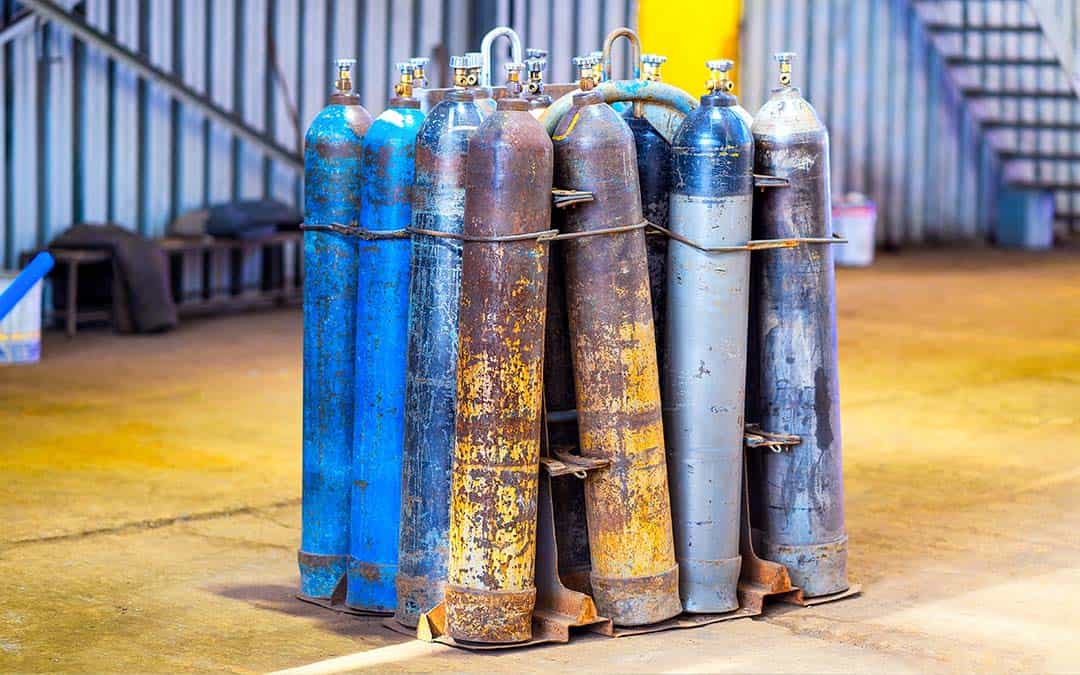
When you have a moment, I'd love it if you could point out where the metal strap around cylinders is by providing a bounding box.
[647,223,848,253]
[407,221,647,243]
[300,223,410,240]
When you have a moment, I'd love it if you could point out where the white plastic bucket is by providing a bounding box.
[833,194,877,267]
[0,272,43,365]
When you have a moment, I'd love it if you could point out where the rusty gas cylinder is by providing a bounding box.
[445,76,554,644]
[551,89,682,626]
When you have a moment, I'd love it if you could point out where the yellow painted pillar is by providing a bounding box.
[636,0,743,96]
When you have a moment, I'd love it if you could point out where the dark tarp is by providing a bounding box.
[206,199,302,239]
[51,224,178,333]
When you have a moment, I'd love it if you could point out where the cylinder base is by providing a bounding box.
[444,584,537,644]
[679,554,742,614]
[394,572,445,628]
[297,550,347,600]
[590,564,682,626]
[345,557,397,613]
[760,536,849,598]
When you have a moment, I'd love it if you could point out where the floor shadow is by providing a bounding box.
[206,582,410,642]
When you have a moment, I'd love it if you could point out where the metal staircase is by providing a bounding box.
[917,0,1080,235]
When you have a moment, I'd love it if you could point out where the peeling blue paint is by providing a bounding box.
[347,100,424,613]
[395,90,481,627]
[300,96,370,600]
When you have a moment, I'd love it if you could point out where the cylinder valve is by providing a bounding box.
[393,62,415,98]
[642,53,667,82]
[409,57,430,88]
[572,55,599,91]
[775,51,795,87]
[525,50,547,97]
[334,58,356,95]
[504,61,525,97]
[705,58,735,94]
[451,55,471,88]
[465,52,483,87]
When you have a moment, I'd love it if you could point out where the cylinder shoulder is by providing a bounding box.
[305,103,373,146]
[752,89,827,141]
[673,105,753,150]
[417,100,483,148]
[552,102,634,149]
[474,109,553,152]
[364,107,427,146]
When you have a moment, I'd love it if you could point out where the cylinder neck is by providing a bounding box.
[389,97,421,109]
[572,90,605,107]
[496,98,530,112]
[447,88,475,102]
[700,91,736,107]
[329,92,360,105]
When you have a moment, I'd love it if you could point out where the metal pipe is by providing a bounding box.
[542,80,697,143]
[601,27,643,81]
[479,26,524,88]
[19,0,303,171]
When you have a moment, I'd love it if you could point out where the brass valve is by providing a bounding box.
[393,62,414,98]
[525,56,547,96]
[409,57,430,88]
[504,61,525,96]
[775,51,795,87]
[465,52,482,87]
[334,58,356,95]
[450,55,471,88]
[572,55,599,91]
[705,58,735,94]
[642,53,667,82]
[588,50,604,83]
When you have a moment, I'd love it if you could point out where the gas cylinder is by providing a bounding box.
[664,59,754,614]
[446,63,553,644]
[748,52,848,598]
[624,51,674,369]
[552,78,682,626]
[347,64,425,613]
[299,58,372,601]
[395,56,483,628]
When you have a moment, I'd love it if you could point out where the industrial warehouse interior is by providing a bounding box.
[2,0,1079,672]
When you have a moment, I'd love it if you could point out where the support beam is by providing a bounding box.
[19,0,302,172]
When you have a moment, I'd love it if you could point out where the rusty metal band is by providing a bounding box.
[648,223,848,252]
[547,220,648,241]
[406,226,559,243]
[300,222,410,240]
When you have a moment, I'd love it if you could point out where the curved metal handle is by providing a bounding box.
[479,26,524,88]
[542,79,698,144]
[601,27,642,81]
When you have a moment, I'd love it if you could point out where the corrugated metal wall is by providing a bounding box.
[0,0,637,267]
[3,0,1078,264]
[742,0,996,246]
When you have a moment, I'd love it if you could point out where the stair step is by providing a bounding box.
[1005,180,1080,191]
[984,120,1080,131]
[964,87,1076,100]
[1001,151,1080,162]
[946,56,1060,68]
[925,23,1043,34]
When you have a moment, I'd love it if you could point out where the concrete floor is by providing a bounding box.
[2,247,1078,672]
